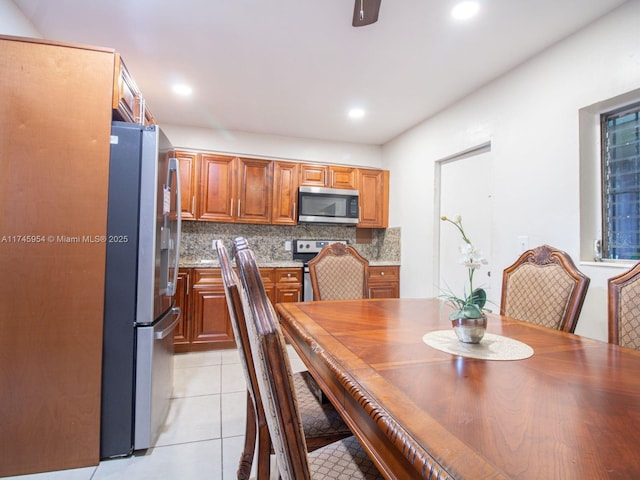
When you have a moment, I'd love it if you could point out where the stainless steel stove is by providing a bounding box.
[292,239,347,301]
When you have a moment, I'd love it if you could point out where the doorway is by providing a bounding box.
[435,143,494,307]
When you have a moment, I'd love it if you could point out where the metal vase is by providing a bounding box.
[451,313,487,344]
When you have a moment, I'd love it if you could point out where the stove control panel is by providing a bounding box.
[293,239,347,254]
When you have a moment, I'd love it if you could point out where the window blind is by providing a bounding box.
[602,102,640,260]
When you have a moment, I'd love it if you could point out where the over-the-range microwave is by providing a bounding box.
[297,186,359,225]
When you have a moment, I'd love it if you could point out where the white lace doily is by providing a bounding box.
[422,330,534,361]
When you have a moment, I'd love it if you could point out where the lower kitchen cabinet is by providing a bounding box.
[175,266,302,352]
[368,265,400,299]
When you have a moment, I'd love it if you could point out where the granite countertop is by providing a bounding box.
[180,259,400,268]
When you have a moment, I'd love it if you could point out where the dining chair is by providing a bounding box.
[500,244,590,333]
[214,240,351,480]
[608,261,640,351]
[307,242,370,300]
[232,236,383,480]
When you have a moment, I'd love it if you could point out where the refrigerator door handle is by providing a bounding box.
[155,307,181,340]
[167,156,181,297]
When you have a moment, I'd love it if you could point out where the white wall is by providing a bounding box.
[383,0,640,342]
[0,0,40,37]
[163,124,382,167]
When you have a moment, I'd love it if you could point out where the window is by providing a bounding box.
[601,103,640,260]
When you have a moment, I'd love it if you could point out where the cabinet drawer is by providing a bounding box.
[193,268,223,285]
[275,268,302,284]
[368,266,399,283]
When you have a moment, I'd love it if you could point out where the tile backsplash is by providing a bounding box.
[180,222,400,264]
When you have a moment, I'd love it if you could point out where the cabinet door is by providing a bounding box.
[175,150,198,221]
[192,286,235,348]
[358,169,389,228]
[299,163,328,186]
[272,161,299,225]
[369,283,400,299]
[330,166,357,189]
[199,154,236,222]
[173,269,191,346]
[237,157,272,224]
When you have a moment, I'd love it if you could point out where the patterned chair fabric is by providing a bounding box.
[215,240,350,480]
[308,243,369,300]
[608,261,640,351]
[233,237,383,480]
[500,245,590,333]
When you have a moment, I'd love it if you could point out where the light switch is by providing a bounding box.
[284,241,292,251]
[517,236,529,252]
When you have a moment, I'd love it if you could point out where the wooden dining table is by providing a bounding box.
[275,298,640,480]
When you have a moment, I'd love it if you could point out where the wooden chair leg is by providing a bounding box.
[237,391,256,480]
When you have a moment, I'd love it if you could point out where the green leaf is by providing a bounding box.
[462,304,483,318]
[467,288,487,308]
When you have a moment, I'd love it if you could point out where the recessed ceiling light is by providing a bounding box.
[348,108,366,119]
[172,84,193,96]
[451,1,480,21]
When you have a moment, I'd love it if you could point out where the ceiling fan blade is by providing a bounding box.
[352,0,381,27]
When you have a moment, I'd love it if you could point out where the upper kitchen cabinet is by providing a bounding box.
[112,54,155,125]
[174,150,198,221]
[272,161,299,225]
[198,154,272,224]
[330,166,358,189]
[358,168,389,228]
[198,154,236,222]
[237,157,273,223]
[299,163,328,186]
[299,163,357,189]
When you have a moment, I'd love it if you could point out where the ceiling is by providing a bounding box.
[13,0,629,145]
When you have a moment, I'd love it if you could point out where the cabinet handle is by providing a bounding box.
[230,198,234,216]
[237,199,241,217]
[293,202,296,219]
[287,273,291,277]
[191,196,195,213]
[380,271,385,276]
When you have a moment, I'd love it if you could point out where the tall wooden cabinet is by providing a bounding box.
[0,36,114,477]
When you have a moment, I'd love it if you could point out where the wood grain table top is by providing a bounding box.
[276,298,640,480]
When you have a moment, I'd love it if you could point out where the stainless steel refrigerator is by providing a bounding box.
[101,121,182,458]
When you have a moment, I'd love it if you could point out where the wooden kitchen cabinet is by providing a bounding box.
[330,166,358,189]
[174,150,198,221]
[197,154,272,224]
[189,269,235,350]
[176,266,302,351]
[299,163,357,189]
[237,157,273,223]
[198,154,236,222]
[275,268,303,303]
[112,53,155,125]
[358,168,389,228]
[368,265,400,298]
[173,269,191,347]
[272,161,299,225]
[299,163,329,186]
[1,36,116,476]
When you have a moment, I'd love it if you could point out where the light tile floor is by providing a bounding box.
[6,347,307,480]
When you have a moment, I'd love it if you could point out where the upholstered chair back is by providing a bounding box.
[308,243,369,300]
[608,261,640,351]
[500,244,590,333]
